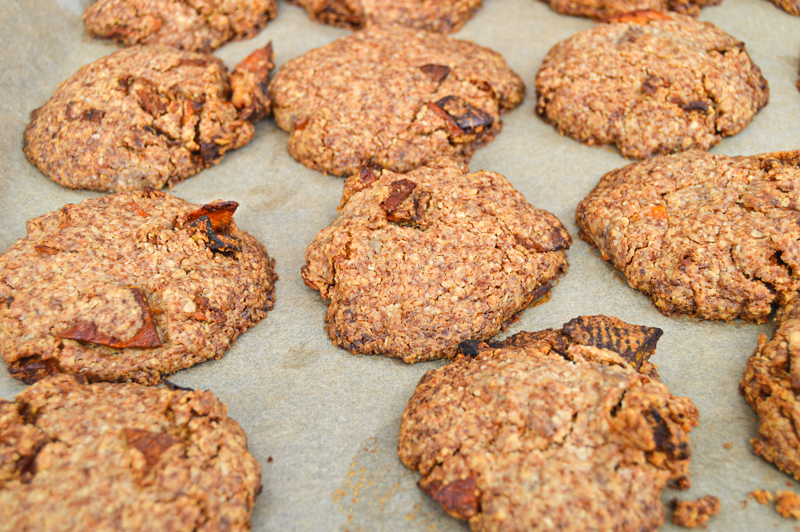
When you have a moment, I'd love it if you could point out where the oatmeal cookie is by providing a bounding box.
[741,298,800,481]
[542,0,720,19]
[398,315,698,532]
[83,0,276,52]
[301,159,570,362]
[0,189,277,385]
[24,44,273,192]
[0,374,262,532]
[535,11,768,160]
[288,0,482,33]
[269,25,525,177]
[576,150,800,322]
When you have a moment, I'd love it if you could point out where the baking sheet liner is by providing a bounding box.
[2,0,800,529]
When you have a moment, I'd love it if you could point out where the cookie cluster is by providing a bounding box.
[6,0,800,528]
[577,149,800,492]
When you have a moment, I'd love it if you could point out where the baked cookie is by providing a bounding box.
[301,159,570,362]
[288,0,482,33]
[83,0,276,52]
[24,44,274,192]
[741,298,800,481]
[542,0,720,18]
[0,189,277,385]
[535,11,768,160]
[269,25,525,177]
[0,374,261,532]
[576,150,800,322]
[399,315,698,532]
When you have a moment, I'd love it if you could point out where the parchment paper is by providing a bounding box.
[2,0,800,529]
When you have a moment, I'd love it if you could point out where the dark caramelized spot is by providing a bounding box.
[124,428,182,470]
[554,315,662,371]
[58,287,162,349]
[422,476,480,519]
[359,166,378,187]
[420,64,451,84]
[8,356,63,384]
[34,245,60,255]
[190,295,226,323]
[187,215,242,253]
[648,406,690,460]
[680,100,710,114]
[457,339,482,357]
[185,201,239,233]
[381,179,417,213]
[433,96,493,134]
[162,379,195,392]
[381,180,433,229]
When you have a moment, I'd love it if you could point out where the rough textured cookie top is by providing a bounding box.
[83,0,277,52]
[0,189,277,385]
[302,159,570,362]
[576,150,800,322]
[0,374,262,532]
[399,315,698,532]
[542,0,720,19]
[269,26,525,177]
[535,12,768,160]
[741,298,800,481]
[24,44,273,192]
[288,0,483,33]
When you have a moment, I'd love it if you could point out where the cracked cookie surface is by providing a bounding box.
[83,0,276,52]
[542,0,720,18]
[0,374,262,532]
[301,159,570,362]
[288,0,482,33]
[535,11,768,160]
[398,315,698,532]
[268,25,525,178]
[24,44,273,192]
[0,189,277,385]
[741,299,800,481]
[576,150,800,322]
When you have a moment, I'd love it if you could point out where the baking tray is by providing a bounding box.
[2,0,800,529]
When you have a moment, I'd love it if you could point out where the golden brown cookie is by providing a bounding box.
[83,0,276,52]
[0,189,277,385]
[301,159,570,362]
[0,374,262,532]
[535,12,768,160]
[288,0,482,33]
[542,0,720,19]
[399,315,698,532]
[576,150,800,322]
[741,298,800,481]
[269,25,525,178]
[24,44,273,192]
